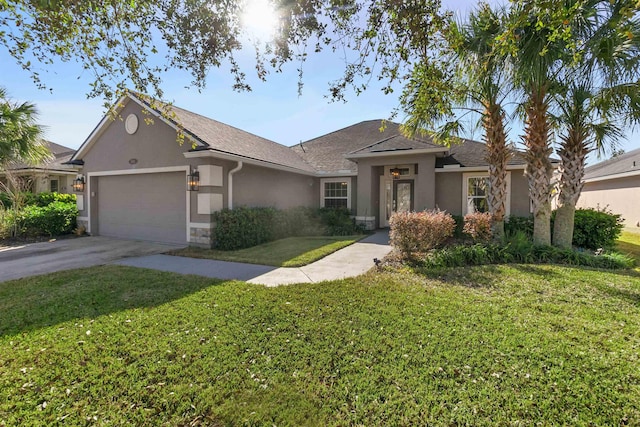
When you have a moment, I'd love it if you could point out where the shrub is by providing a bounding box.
[423,241,634,270]
[0,193,10,209]
[16,201,78,237]
[504,215,534,238]
[213,207,276,250]
[572,207,624,250]
[463,212,493,242]
[502,231,535,263]
[451,215,465,239]
[389,210,455,257]
[0,191,37,209]
[0,208,12,239]
[317,207,364,236]
[35,192,76,207]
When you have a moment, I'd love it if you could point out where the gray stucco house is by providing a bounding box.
[577,148,640,230]
[68,92,533,246]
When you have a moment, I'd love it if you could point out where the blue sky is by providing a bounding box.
[1,0,638,164]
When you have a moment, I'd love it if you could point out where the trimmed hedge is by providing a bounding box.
[213,207,276,251]
[389,210,455,258]
[16,202,78,237]
[212,206,364,251]
[34,192,76,207]
[0,192,76,209]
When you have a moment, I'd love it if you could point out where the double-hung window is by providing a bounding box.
[462,173,511,215]
[320,178,351,209]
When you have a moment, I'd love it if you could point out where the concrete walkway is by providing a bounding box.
[114,231,392,286]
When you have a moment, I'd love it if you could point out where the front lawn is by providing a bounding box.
[1,265,639,425]
[169,235,364,267]
[617,230,640,265]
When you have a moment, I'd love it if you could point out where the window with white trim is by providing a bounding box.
[462,172,511,216]
[320,178,351,209]
[50,179,59,193]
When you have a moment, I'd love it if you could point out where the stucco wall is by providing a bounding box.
[77,100,194,219]
[354,154,437,223]
[509,170,530,217]
[578,176,640,227]
[232,164,317,209]
[433,169,531,217]
[434,172,462,214]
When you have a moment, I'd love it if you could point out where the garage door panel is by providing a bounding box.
[97,172,186,244]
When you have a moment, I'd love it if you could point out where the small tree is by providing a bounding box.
[0,169,34,237]
[0,87,49,237]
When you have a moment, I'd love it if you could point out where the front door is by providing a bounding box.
[394,180,414,213]
[380,178,414,227]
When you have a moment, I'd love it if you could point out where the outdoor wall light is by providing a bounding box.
[72,176,85,192]
[390,167,401,179]
[187,169,200,191]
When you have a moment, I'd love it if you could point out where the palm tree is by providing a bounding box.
[402,3,512,239]
[0,87,49,167]
[505,0,580,246]
[552,0,640,248]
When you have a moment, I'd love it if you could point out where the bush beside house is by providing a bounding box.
[0,192,78,239]
[212,206,364,251]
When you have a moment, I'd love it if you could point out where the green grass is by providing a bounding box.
[1,265,640,425]
[169,235,364,267]
[617,230,640,266]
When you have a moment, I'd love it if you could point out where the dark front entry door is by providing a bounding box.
[393,180,414,213]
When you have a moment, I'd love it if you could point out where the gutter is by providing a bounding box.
[228,161,243,209]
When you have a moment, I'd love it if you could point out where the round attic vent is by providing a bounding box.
[125,113,139,135]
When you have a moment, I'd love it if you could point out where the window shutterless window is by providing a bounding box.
[462,172,511,216]
[320,178,351,209]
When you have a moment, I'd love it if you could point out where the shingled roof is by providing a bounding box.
[584,148,640,180]
[136,96,316,174]
[7,140,77,172]
[436,139,529,168]
[292,120,446,174]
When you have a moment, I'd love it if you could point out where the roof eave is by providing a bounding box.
[345,147,448,159]
[435,164,527,172]
[184,149,317,177]
[584,169,640,183]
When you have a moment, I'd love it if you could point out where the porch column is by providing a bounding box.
[356,162,372,217]
[415,155,436,210]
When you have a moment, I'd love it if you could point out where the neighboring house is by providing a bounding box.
[68,92,535,246]
[577,148,640,229]
[0,141,80,194]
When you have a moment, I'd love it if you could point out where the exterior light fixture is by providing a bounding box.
[390,167,401,179]
[187,169,200,191]
[72,175,85,192]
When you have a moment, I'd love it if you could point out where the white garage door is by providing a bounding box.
[97,172,186,244]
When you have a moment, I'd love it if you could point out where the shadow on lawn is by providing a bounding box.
[617,240,640,263]
[594,282,640,307]
[415,264,506,288]
[0,265,224,337]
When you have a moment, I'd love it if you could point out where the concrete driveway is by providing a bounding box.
[0,236,183,282]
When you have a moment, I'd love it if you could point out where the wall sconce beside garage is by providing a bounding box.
[72,175,85,192]
[187,169,200,191]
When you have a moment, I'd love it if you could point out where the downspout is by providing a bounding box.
[228,161,243,209]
